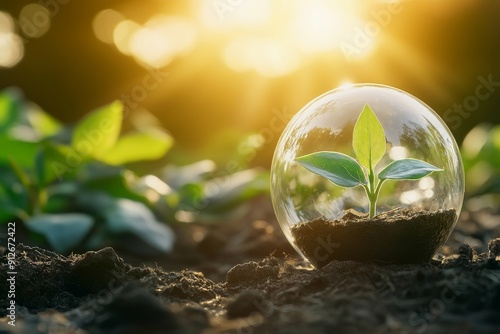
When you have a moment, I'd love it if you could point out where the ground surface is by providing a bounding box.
[1,199,500,334]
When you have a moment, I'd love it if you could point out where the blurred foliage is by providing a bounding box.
[461,123,500,209]
[0,88,269,254]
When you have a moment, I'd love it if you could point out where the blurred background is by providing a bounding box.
[0,0,499,166]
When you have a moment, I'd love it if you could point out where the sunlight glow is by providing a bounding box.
[224,37,300,77]
[199,0,271,30]
[400,190,422,204]
[113,20,140,56]
[0,11,14,34]
[93,9,125,44]
[419,177,435,190]
[291,0,357,53]
[200,0,371,76]
[389,146,408,160]
[0,31,24,68]
[130,16,197,68]
[338,80,354,90]
[111,15,197,68]
[130,27,172,68]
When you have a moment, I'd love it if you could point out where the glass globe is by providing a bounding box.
[271,84,464,268]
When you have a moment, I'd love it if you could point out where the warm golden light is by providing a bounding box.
[223,37,300,77]
[0,32,24,68]
[0,11,15,34]
[290,0,357,53]
[130,27,172,68]
[196,0,376,76]
[109,14,197,68]
[93,9,125,44]
[113,20,140,56]
[199,0,271,30]
[19,4,51,38]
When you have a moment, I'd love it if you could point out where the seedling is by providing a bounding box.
[295,104,443,218]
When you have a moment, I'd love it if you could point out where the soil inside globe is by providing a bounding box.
[290,208,457,268]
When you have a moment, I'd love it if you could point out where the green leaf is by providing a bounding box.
[102,199,175,253]
[353,104,386,170]
[162,160,216,189]
[101,128,173,165]
[0,136,38,168]
[378,158,443,181]
[72,100,123,159]
[200,169,269,214]
[26,105,62,137]
[0,89,21,132]
[295,151,367,188]
[83,169,151,205]
[40,143,79,183]
[25,213,94,253]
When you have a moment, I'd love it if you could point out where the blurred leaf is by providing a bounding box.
[8,158,31,190]
[162,160,216,189]
[103,199,175,253]
[102,128,173,165]
[40,143,80,184]
[0,187,25,222]
[83,170,151,205]
[129,108,162,129]
[34,149,46,187]
[26,105,62,137]
[25,213,94,253]
[0,136,38,168]
[72,100,123,159]
[200,168,269,214]
[177,183,205,209]
[0,89,21,132]
[461,123,500,197]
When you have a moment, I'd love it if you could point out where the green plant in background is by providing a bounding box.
[295,104,443,218]
[0,88,268,254]
[461,123,500,200]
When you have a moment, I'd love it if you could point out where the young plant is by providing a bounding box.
[295,104,443,218]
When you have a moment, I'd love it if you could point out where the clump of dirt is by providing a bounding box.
[291,209,457,268]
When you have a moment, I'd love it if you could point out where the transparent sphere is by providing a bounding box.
[271,84,464,267]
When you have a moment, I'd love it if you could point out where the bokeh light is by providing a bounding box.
[93,9,125,44]
[106,12,197,68]
[0,11,23,68]
[199,0,271,30]
[19,4,51,38]
[130,16,197,67]
[223,37,301,77]
[113,19,141,56]
[1,0,499,161]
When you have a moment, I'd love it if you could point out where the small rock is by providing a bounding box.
[488,238,500,258]
[458,243,476,262]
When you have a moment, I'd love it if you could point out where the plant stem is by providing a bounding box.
[365,166,385,219]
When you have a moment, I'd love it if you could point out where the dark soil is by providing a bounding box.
[1,199,500,334]
[291,209,457,268]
